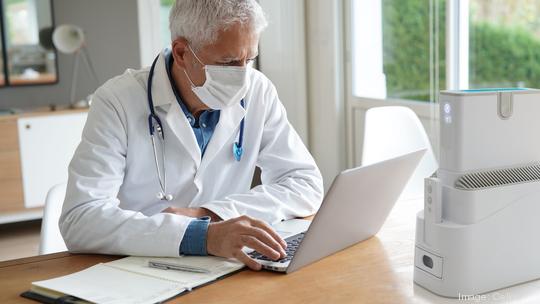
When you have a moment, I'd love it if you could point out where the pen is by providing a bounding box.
[148,260,211,274]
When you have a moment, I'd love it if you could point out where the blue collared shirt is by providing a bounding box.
[165,50,216,256]
[180,216,211,255]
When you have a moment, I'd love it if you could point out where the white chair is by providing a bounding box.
[39,183,68,254]
[362,106,438,200]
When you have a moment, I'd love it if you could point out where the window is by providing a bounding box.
[351,0,540,103]
[351,0,445,102]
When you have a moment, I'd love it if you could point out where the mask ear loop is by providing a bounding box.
[183,69,198,89]
[187,44,206,66]
[184,44,206,89]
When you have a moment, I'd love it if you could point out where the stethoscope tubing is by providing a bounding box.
[146,54,245,201]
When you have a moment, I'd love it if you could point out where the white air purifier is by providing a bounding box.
[414,88,540,297]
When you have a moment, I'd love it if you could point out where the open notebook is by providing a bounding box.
[21,256,244,304]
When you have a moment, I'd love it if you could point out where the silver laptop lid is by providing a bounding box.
[286,149,426,273]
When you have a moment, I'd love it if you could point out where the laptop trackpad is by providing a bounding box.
[272,219,311,239]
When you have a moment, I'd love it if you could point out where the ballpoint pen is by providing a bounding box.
[148,260,211,274]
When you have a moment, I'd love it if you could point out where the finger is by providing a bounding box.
[243,226,286,258]
[250,219,287,249]
[233,250,262,271]
[241,235,281,260]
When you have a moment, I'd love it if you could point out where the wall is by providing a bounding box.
[305,0,347,192]
[258,0,309,145]
[0,0,141,109]
[36,0,52,30]
[258,0,348,191]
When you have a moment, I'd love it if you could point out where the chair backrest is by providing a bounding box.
[39,183,68,254]
[362,106,438,200]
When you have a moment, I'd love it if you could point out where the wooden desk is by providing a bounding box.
[2,199,540,303]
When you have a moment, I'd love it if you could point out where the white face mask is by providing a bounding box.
[183,45,251,110]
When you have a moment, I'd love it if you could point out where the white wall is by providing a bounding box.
[258,0,347,192]
[258,0,309,145]
[137,0,163,68]
[305,0,347,191]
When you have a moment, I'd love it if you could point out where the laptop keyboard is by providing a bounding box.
[248,232,305,263]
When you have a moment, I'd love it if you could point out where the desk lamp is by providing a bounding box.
[52,24,99,108]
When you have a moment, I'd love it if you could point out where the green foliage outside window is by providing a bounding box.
[382,0,540,102]
[382,0,446,102]
[160,0,175,6]
[470,23,540,88]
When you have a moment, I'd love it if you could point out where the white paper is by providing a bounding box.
[32,263,185,304]
[105,256,244,289]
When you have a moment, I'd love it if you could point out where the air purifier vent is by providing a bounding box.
[455,164,540,190]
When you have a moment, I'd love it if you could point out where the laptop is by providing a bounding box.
[248,149,426,273]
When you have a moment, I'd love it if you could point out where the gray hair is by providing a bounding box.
[169,0,268,49]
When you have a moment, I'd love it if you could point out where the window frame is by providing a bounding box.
[446,0,469,90]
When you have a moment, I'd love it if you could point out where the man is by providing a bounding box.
[60,0,323,271]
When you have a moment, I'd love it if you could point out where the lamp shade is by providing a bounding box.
[52,24,85,54]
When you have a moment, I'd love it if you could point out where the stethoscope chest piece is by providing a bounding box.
[233,142,243,161]
[157,192,173,201]
[232,98,246,162]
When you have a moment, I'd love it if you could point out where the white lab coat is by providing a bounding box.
[59,51,324,257]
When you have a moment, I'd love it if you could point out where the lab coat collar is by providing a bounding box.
[165,100,202,167]
[150,51,175,108]
[149,51,201,166]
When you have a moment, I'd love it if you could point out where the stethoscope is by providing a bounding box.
[147,55,245,201]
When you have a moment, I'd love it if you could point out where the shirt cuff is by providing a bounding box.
[200,202,240,221]
[179,216,211,256]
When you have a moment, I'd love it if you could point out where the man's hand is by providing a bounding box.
[163,207,221,222]
[206,215,287,271]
